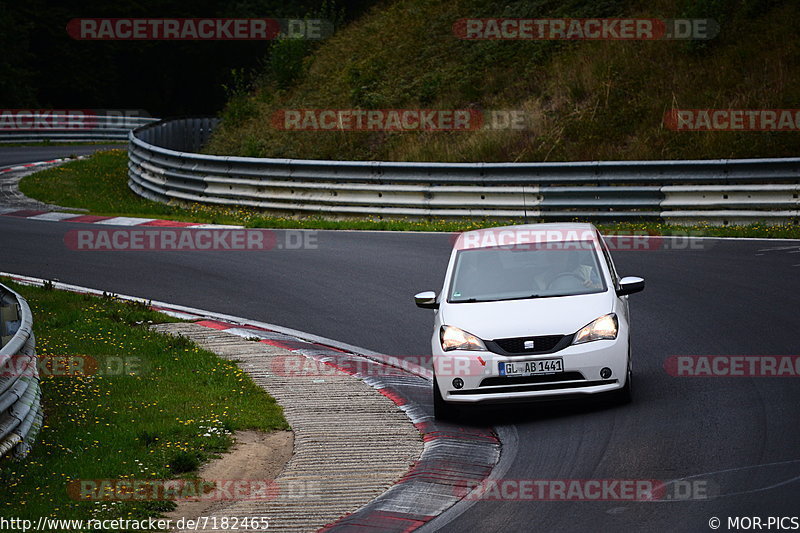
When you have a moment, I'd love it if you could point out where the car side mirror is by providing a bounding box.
[616,276,645,296]
[414,291,438,309]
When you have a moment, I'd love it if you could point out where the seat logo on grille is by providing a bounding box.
[524,340,535,350]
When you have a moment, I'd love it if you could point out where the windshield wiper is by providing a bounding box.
[453,294,543,303]
[494,294,542,301]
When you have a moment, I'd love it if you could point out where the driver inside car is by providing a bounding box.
[573,262,602,288]
[532,246,602,291]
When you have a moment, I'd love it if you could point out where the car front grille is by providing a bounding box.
[480,371,585,387]
[489,334,571,356]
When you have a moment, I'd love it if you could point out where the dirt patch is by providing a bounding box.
[167,430,293,526]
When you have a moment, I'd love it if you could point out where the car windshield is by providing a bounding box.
[448,241,607,303]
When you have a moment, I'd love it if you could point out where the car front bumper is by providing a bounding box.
[433,336,629,404]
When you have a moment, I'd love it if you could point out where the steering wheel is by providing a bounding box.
[547,272,583,290]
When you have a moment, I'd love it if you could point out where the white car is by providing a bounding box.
[415,222,644,420]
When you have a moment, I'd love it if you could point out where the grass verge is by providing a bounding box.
[0,278,288,523]
[18,149,800,239]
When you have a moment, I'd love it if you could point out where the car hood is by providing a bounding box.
[440,291,614,340]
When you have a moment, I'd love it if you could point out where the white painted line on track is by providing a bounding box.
[27,212,81,222]
[94,216,158,226]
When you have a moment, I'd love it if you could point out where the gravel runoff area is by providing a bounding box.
[152,323,423,533]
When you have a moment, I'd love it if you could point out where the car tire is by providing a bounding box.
[611,356,633,405]
[433,375,460,420]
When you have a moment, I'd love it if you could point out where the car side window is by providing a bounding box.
[597,232,619,286]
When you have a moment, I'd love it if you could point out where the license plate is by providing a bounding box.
[499,358,563,377]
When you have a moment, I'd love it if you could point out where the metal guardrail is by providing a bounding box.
[128,118,800,224]
[0,114,157,143]
[0,283,42,460]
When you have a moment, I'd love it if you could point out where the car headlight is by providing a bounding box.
[572,313,618,344]
[440,325,487,352]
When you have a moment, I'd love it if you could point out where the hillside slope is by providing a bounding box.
[206,0,800,162]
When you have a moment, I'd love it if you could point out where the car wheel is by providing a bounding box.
[433,375,460,420]
[614,370,632,405]
[612,358,633,405]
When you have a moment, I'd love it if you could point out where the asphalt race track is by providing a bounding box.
[0,144,124,168]
[1,154,798,531]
